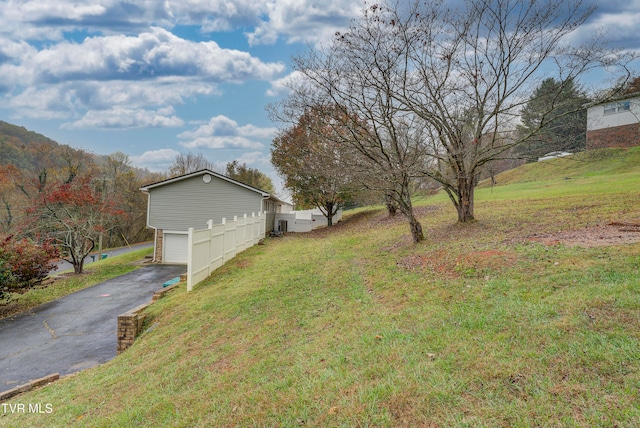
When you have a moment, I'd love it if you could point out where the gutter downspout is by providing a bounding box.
[261,194,270,213]
[262,194,272,232]
[140,188,159,263]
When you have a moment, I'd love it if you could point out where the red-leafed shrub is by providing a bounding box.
[0,236,59,297]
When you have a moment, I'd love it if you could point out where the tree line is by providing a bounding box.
[269,0,637,243]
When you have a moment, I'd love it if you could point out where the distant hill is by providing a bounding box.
[0,120,66,171]
[0,120,60,147]
[0,120,157,179]
[0,120,161,248]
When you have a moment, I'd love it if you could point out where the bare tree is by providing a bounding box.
[274,8,431,242]
[102,152,152,246]
[168,152,218,177]
[385,0,633,222]
[283,0,634,229]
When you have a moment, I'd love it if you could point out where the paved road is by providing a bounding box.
[0,264,185,392]
[54,241,154,273]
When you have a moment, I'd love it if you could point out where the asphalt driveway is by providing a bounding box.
[0,264,186,392]
[53,241,154,273]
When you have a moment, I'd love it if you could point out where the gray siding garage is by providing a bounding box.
[141,170,285,264]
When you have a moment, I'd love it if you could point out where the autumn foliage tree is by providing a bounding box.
[0,123,157,286]
[26,177,125,274]
[0,164,22,233]
[225,160,276,194]
[271,106,356,226]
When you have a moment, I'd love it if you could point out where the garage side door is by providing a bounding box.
[163,232,188,264]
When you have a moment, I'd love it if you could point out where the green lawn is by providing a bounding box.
[1,148,639,427]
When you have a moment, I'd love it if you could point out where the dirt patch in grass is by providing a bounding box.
[398,249,519,278]
[235,259,253,269]
[526,221,640,247]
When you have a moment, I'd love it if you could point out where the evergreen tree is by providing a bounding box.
[517,78,591,161]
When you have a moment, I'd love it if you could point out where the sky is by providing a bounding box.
[1,0,639,196]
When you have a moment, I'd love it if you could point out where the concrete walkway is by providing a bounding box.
[0,264,185,392]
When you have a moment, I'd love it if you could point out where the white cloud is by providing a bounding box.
[181,136,264,150]
[169,0,264,31]
[178,115,276,149]
[0,27,284,121]
[566,10,640,51]
[6,27,284,85]
[18,1,107,21]
[5,79,217,120]
[236,150,270,165]
[62,106,184,129]
[0,1,360,46]
[245,0,360,46]
[0,1,174,39]
[7,86,78,119]
[266,70,304,97]
[131,148,180,171]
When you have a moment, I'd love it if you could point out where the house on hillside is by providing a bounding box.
[140,170,290,264]
[586,93,640,149]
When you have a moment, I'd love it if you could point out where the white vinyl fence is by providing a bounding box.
[186,212,266,291]
[274,209,342,233]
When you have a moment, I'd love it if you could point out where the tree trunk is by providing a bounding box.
[324,201,335,226]
[397,199,425,243]
[456,177,476,223]
[408,213,424,243]
[74,259,84,274]
[385,194,398,217]
[394,176,425,243]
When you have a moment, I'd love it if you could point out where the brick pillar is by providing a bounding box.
[117,304,148,354]
[155,229,163,263]
[117,313,139,354]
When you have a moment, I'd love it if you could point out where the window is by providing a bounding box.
[603,101,631,115]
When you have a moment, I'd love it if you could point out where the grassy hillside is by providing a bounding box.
[2,148,639,427]
[477,147,640,200]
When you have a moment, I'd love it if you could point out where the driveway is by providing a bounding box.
[54,241,154,273]
[0,264,185,392]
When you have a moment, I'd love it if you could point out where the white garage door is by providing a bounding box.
[164,232,188,264]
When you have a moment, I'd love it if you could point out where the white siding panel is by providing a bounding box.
[587,96,640,131]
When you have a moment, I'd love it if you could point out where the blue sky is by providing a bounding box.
[0,0,639,195]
